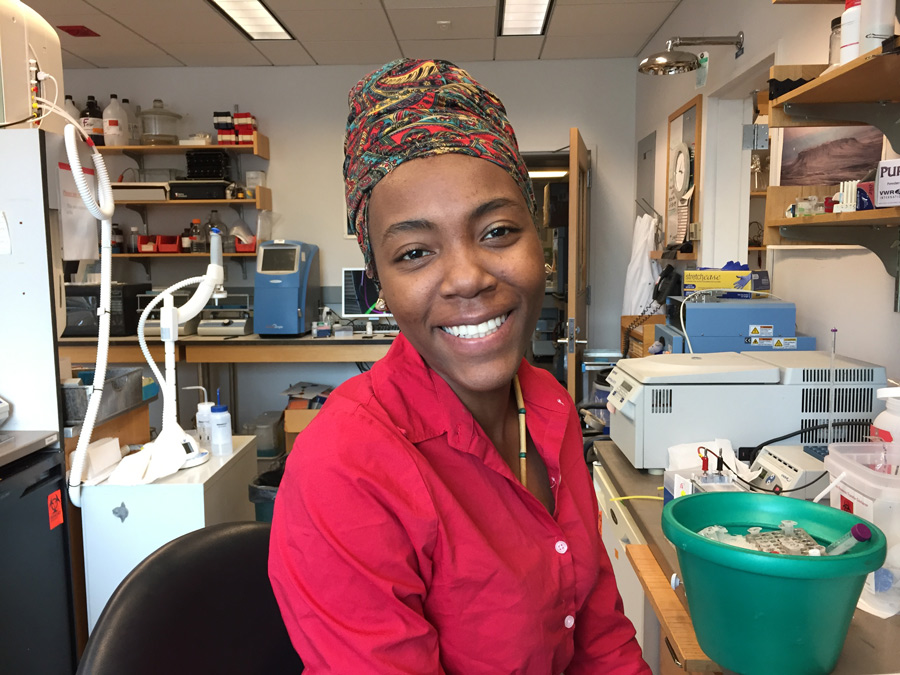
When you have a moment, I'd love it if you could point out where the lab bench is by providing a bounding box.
[593,440,900,675]
[58,334,393,365]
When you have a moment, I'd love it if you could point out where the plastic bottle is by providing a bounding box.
[127,226,139,254]
[64,94,80,122]
[102,94,129,147]
[829,16,842,66]
[841,0,862,64]
[80,95,104,145]
[190,218,208,253]
[871,387,900,441]
[183,386,213,451]
[209,389,233,456]
[860,0,895,53]
[120,98,138,144]
[110,224,124,254]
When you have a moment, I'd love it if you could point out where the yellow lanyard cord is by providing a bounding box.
[513,374,526,489]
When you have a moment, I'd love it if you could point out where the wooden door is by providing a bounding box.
[565,128,590,402]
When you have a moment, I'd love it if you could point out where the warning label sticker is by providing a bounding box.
[750,337,773,346]
[749,325,773,337]
[773,337,797,350]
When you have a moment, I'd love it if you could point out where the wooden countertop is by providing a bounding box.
[593,441,900,675]
[58,334,394,364]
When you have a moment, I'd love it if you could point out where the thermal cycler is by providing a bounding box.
[254,240,321,336]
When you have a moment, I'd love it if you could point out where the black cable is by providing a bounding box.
[747,420,871,463]
[0,114,37,129]
[703,444,834,496]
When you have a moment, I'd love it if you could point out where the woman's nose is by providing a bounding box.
[439,245,496,299]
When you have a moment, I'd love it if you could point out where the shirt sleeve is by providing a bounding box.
[268,413,445,674]
[562,408,652,675]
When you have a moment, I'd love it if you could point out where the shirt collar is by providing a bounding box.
[370,334,568,457]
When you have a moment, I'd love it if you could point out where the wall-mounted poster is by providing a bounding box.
[779,126,884,186]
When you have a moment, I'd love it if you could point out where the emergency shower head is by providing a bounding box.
[639,32,744,75]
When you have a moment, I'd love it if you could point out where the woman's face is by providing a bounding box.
[367,153,545,404]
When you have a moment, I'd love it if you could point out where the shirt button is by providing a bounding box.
[555,541,568,554]
[564,615,575,629]
[550,476,557,487]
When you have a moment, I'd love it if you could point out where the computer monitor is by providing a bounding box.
[341,268,392,320]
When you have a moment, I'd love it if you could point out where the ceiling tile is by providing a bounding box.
[548,2,673,37]
[495,35,542,61]
[22,0,99,18]
[274,9,394,42]
[385,0,495,7]
[253,41,316,66]
[400,38,495,62]
[388,7,497,40]
[61,49,98,69]
[303,40,402,66]
[106,10,245,44]
[266,0,382,9]
[160,42,271,67]
[541,33,645,59]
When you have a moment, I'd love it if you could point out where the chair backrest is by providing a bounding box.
[76,521,304,674]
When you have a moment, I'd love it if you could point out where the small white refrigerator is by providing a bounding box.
[81,436,257,631]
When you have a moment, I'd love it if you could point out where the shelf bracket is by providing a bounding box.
[782,101,900,154]
[778,223,900,311]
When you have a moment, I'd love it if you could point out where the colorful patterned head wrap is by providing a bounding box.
[343,58,535,271]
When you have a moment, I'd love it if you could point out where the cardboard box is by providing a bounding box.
[284,408,319,453]
[683,270,754,298]
[876,159,900,207]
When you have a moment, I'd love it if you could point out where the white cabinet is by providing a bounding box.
[81,436,257,631]
[594,463,661,674]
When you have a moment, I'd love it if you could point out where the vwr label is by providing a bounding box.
[876,159,900,207]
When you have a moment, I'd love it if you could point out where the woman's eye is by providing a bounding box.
[484,224,515,240]
[399,248,428,261]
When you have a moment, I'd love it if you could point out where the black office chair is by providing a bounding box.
[76,521,304,674]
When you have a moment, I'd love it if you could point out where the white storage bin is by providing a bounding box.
[825,442,900,618]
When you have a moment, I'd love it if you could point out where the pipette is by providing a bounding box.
[825,523,872,556]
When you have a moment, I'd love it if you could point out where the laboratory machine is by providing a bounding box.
[655,297,816,354]
[342,267,393,325]
[255,240,321,336]
[607,351,887,470]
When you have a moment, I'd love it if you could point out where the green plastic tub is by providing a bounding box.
[662,492,886,675]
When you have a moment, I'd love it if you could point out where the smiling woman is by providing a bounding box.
[268,58,651,675]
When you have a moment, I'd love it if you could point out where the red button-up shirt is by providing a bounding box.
[270,334,650,674]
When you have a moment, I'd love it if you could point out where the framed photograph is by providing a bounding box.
[777,126,884,186]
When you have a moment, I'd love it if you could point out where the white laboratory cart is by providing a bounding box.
[594,463,661,674]
[81,436,257,631]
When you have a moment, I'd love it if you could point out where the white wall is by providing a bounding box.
[64,59,638,424]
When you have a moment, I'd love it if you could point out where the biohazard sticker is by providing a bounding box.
[774,337,797,350]
[749,325,773,337]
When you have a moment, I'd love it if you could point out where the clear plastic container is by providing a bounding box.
[139,99,181,145]
[825,442,900,617]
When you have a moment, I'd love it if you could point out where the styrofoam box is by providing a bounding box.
[825,443,900,618]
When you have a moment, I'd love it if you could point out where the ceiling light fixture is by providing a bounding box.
[638,32,744,75]
[206,0,293,41]
[500,0,554,37]
[528,170,568,179]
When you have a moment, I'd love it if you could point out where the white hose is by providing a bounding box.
[62,122,115,508]
[137,277,207,390]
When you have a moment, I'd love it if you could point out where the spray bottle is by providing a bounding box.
[871,387,900,442]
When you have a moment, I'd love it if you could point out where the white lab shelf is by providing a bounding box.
[81,435,257,631]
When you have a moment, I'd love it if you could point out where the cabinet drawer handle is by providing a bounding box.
[664,635,683,668]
